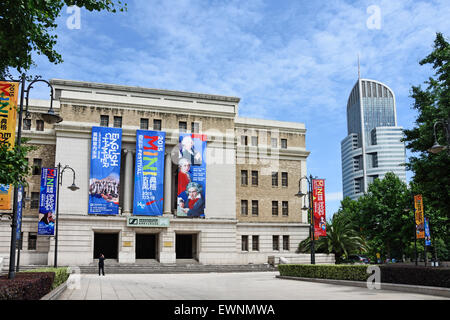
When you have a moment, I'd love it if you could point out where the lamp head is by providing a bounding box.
[428,141,445,154]
[295,191,307,198]
[68,183,79,191]
[41,108,63,124]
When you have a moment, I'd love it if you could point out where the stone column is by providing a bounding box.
[164,152,173,215]
[123,149,134,214]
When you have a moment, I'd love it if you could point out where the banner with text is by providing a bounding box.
[414,194,425,239]
[0,81,19,210]
[133,130,165,215]
[17,185,23,240]
[177,133,207,218]
[312,179,326,237]
[424,217,431,246]
[38,168,58,236]
[89,126,122,215]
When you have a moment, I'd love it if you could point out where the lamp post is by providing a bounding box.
[54,163,79,268]
[295,174,316,265]
[428,119,449,154]
[6,75,63,279]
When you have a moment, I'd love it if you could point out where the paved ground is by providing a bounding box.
[58,272,447,300]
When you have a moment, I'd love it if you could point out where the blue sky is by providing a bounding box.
[23,0,450,217]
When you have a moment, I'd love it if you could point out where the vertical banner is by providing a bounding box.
[133,130,165,216]
[88,127,122,215]
[414,194,425,239]
[38,168,58,236]
[16,185,24,240]
[312,179,326,237]
[176,133,207,217]
[424,218,431,246]
[0,81,19,210]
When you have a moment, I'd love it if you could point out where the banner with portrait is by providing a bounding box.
[424,217,431,246]
[38,168,58,236]
[414,194,425,239]
[88,126,122,215]
[0,81,19,210]
[133,130,165,216]
[312,179,326,237]
[176,133,207,218]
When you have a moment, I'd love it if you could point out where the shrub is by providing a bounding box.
[0,272,55,300]
[278,264,369,282]
[24,267,70,289]
[380,265,450,288]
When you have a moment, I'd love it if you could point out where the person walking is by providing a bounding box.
[98,253,105,276]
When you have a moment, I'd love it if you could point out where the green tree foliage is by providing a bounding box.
[0,0,127,78]
[0,139,37,186]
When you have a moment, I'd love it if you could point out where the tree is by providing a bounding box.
[0,0,127,78]
[0,140,36,186]
[402,32,450,260]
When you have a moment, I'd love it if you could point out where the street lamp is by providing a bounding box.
[295,175,316,264]
[6,74,62,279]
[54,163,79,268]
[428,119,449,154]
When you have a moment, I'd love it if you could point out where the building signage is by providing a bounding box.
[127,216,170,228]
[176,133,207,218]
[88,126,122,215]
[414,194,425,239]
[38,167,58,235]
[133,130,165,216]
[312,179,326,237]
[0,81,19,210]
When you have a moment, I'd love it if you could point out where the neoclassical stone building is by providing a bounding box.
[0,79,334,267]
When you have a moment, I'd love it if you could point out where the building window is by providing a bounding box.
[282,201,289,216]
[273,235,279,251]
[28,233,37,250]
[241,235,249,251]
[271,138,277,148]
[281,172,288,187]
[241,200,248,216]
[252,235,259,251]
[179,121,187,133]
[252,200,259,216]
[251,171,258,186]
[36,120,44,131]
[272,201,278,216]
[283,235,290,251]
[241,135,248,146]
[31,192,40,209]
[272,172,278,187]
[241,170,248,186]
[32,159,42,175]
[100,115,109,127]
[140,118,149,130]
[281,139,287,149]
[153,119,162,131]
[23,118,31,130]
[251,136,258,146]
[191,122,200,133]
[113,116,122,128]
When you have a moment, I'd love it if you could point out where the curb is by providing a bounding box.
[276,275,450,298]
[41,281,68,300]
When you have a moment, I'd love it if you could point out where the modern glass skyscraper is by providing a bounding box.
[341,78,406,200]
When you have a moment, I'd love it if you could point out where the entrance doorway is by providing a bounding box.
[93,233,119,260]
[135,234,158,259]
[176,234,198,259]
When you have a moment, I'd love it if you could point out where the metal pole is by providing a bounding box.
[54,163,61,268]
[309,175,315,265]
[8,75,25,279]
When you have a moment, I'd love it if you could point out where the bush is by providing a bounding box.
[24,267,70,289]
[0,272,55,300]
[278,264,369,282]
[380,265,450,288]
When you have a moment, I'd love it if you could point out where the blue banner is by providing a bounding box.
[16,185,23,240]
[177,133,207,218]
[424,218,431,246]
[38,168,58,236]
[88,126,122,215]
[133,130,165,215]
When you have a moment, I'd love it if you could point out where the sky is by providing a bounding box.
[21,0,450,218]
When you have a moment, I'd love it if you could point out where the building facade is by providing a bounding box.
[1,79,334,268]
[341,78,407,200]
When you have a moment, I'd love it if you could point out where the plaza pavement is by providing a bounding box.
[58,271,447,300]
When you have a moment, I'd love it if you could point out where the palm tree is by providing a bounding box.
[297,214,367,263]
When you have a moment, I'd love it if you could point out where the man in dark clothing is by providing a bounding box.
[98,253,105,276]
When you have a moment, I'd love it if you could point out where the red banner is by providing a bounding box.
[312,179,326,237]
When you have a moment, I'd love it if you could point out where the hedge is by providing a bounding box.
[278,264,450,288]
[0,272,55,300]
[24,267,70,290]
